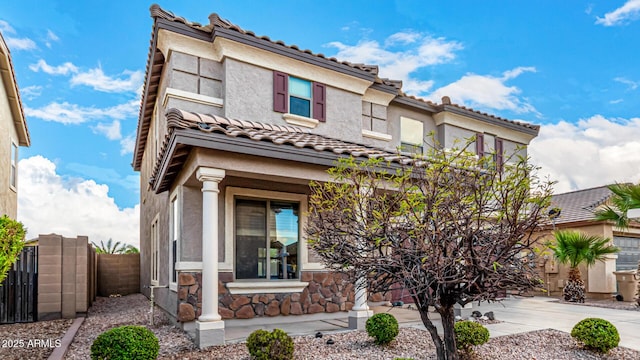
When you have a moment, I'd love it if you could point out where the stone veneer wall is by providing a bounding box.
[176,271,391,322]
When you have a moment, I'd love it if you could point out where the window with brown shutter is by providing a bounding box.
[476,133,484,157]
[273,70,327,122]
[495,138,504,172]
[312,82,326,122]
[273,71,288,113]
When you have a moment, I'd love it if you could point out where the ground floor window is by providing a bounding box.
[151,215,159,285]
[235,198,299,280]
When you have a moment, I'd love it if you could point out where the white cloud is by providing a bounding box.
[5,36,37,51]
[596,0,640,26]
[609,99,624,104]
[46,29,59,42]
[0,20,14,33]
[17,156,140,247]
[92,120,122,140]
[20,85,42,99]
[45,29,59,48]
[25,100,139,125]
[427,67,539,114]
[71,67,144,93]
[119,133,137,155]
[326,33,462,95]
[29,59,78,75]
[0,20,36,51]
[529,115,640,193]
[614,76,638,90]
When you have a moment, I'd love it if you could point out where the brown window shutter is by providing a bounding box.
[476,133,484,157]
[312,82,326,122]
[273,71,288,113]
[495,138,504,172]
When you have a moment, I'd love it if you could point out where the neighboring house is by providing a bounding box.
[133,5,540,347]
[0,32,30,219]
[537,186,640,299]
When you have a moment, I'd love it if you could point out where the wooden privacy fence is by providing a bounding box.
[97,253,140,297]
[0,246,38,324]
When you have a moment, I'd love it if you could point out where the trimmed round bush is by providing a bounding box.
[269,329,294,360]
[454,321,489,351]
[246,328,294,360]
[91,325,159,360]
[571,318,620,353]
[366,313,399,345]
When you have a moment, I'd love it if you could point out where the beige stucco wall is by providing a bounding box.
[536,223,618,298]
[0,73,19,219]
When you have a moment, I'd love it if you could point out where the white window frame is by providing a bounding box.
[10,140,18,191]
[223,187,320,294]
[169,192,180,291]
[150,214,160,286]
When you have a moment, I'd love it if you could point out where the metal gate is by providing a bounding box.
[0,246,38,323]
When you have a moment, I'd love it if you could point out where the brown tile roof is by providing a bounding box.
[149,4,381,76]
[399,95,540,133]
[134,5,540,171]
[151,109,421,192]
[549,186,613,225]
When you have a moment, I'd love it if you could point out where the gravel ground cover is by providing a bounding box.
[4,293,630,360]
[0,318,72,360]
[65,294,195,359]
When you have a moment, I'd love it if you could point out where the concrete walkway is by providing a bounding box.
[224,297,640,351]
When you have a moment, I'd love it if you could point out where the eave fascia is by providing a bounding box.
[441,105,539,137]
[391,96,439,113]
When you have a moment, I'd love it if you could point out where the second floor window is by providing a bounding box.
[273,71,326,121]
[400,117,424,154]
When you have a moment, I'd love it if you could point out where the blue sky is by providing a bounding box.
[2,1,640,246]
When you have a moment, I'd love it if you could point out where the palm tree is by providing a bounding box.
[594,183,640,229]
[550,230,619,303]
[93,238,138,254]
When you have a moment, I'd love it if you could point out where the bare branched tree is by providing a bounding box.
[307,140,554,360]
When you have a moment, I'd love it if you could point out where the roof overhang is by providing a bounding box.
[0,33,30,147]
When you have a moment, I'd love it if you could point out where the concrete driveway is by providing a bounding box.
[225,296,640,351]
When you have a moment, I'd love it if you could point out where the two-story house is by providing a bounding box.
[133,5,540,347]
[0,32,30,219]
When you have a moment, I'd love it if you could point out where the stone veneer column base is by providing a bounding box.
[348,309,373,330]
[196,320,225,348]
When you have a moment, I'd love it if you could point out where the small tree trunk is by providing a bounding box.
[418,306,446,360]
[439,305,459,360]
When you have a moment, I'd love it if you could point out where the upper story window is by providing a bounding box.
[273,71,326,122]
[10,141,17,189]
[476,133,485,157]
[494,138,504,172]
[400,117,423,154]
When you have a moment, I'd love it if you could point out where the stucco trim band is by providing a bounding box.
[226,281,309,294]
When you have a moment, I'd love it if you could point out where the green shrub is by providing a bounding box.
[90,325,159,360]
[366,313,399,345]
[454,321,489,352]
[0,215,26,285]
[246,328,294,360]
[571,318,620,353]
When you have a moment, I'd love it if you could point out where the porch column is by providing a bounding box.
[349,187,373,329]
[195,167,225,348]
[349,277,373,329]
